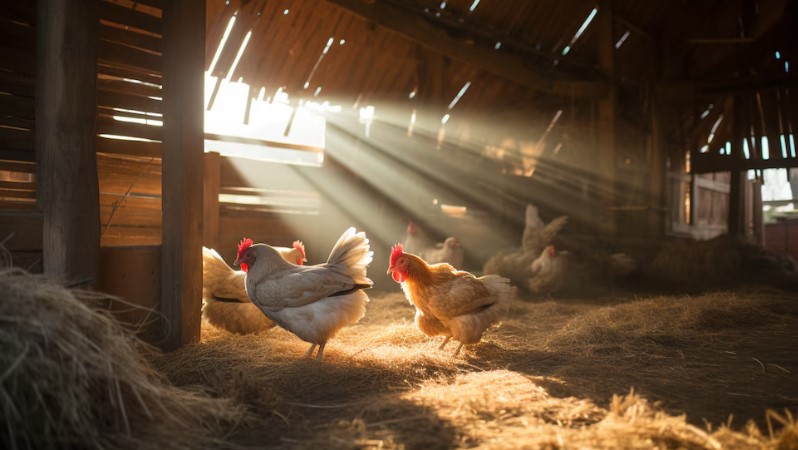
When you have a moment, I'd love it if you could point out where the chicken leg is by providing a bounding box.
[303,343,317,359]
[438,336,451,350]
[453,343,464,356]
[315,342,327,361]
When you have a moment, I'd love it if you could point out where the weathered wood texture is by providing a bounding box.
[96,0,165,246]
[595,0,616,237]
[203,151,220,250]
[36,0,101,284]
[0,3,37,222]
[160,0,205,350]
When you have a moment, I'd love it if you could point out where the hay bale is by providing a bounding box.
[0,266,249,450]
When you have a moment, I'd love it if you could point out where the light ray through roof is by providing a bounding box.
[226,30,252,82]
[563,7,598,55]
[208,16,236,75]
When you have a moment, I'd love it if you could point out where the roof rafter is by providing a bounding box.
[322,0,608,99]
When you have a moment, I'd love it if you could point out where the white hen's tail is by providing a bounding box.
[325,227,373,287]
[202,247,275,334]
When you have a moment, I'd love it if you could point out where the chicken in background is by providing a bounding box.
[387,243,514,356]
[419,237,465,268]
[483,204,569,291]
[234,228,373,361]
[527,245,568,295]
[522,204,569,255]
[201,240,307,334]
[402,220,434,255]
[526,244,638,296]
[275,240,307,265]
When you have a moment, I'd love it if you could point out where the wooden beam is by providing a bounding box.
[36,0,100,285]
[727,96,745,236]
[100,21,162,54]
[596,0,617,237]
[99,1,163,36]
[98,39,162,73]
[321,0,607,99]
[97,136,161,158]
[203,152,220,250]
[160,0,205,351]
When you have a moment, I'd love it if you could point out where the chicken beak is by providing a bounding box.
[386,266,394,275]
[233,257,241,266]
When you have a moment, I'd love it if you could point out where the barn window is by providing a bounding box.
[762,169,795,219]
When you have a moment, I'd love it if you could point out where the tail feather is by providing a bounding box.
[448,274,514,344]
[325,227,373,286]
[202,247,248,301]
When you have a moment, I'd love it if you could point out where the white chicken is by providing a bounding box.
[402,220,434,255]
[234,228,373,360]
[202,240,307,334]
[419,237,465,268]
[387,243,514,356]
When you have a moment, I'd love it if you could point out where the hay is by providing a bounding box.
[152,290,797,449]
[0,266,249,450]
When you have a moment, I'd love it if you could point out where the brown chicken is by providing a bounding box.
[201,240,306,334]
[387,243,514,356]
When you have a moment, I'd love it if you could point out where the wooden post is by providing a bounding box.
[203,152,221,250]
[648,91,667,240]
[36,0,100,285]
[161,0,205,351]
[728,96,745,236]
[596,0,617,237]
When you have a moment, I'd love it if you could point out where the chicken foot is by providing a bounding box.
[438,336,451,350]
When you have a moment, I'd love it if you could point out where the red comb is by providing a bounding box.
[292,240,306,264]
[390,243,404,267]
[237,238,253,261]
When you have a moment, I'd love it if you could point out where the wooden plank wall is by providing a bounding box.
[0,2,39,268]
[1,0,166,266]
[765,219,798,261]
[97,0,164,247]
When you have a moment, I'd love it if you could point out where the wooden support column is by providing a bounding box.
[203,151,221,250]
[596,0,617,237]
[648,92,668,240]
[161,0,205,351]
[415,45,448,145]
[648,19,679,241]
[36,0,100,284]
[728,96,745,236]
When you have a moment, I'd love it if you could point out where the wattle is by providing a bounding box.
[241,263,249,273]
[392,271,406,283]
